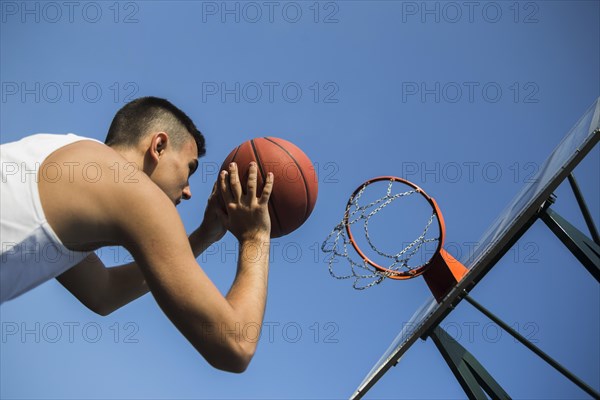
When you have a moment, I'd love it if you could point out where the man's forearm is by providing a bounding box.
[189,226,220,258]
[105,228,217,313]
[224,236,271,354]
[105,262,149,313]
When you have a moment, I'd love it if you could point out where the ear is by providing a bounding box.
[149,132,169,162]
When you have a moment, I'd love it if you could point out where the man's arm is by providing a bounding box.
[57,254,147,316]
[111,162,273,373]
[40,141,273,372]
[57,222,223,316]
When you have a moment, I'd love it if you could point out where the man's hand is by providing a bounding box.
[197,181,228,244]
[219,162,273,242]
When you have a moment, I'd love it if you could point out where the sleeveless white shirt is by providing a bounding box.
[0,134,98,303]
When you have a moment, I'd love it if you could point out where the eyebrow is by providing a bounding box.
[189,160,199,175]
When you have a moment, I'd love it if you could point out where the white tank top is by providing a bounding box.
[0,133,99,303]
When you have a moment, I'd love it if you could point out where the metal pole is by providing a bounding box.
[430,326,511,400]
[568,173,600,246]
[540,207,600,282]
[463,294,600,399]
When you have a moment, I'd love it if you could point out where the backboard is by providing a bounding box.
[351,96,600,399]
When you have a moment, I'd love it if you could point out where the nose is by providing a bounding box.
[182,185,192,201]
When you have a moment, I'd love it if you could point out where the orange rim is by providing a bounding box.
[343,176,446,279]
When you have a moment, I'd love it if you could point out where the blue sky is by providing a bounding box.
[1,1,598,399]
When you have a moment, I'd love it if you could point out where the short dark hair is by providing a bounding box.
[105,96,205,157]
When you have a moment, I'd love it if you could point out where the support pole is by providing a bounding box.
[540,206,600,282]
[430,326,511,400]
[568,174,600,246]
[464,295,600,399]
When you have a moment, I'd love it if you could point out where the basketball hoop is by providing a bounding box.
[322,176,468,301]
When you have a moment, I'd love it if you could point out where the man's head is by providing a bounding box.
[105,97,205,205]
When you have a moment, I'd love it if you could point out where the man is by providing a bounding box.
[0,97,274,373]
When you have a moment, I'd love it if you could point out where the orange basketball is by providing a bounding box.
[220,137,318,238]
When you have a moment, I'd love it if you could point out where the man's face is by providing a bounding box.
[151,137,199,206]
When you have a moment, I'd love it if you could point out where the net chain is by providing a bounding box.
[321,180,439,290]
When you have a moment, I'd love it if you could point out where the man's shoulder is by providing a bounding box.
[3,132,101,146]
[47,137,125,167]
[39,139,161,250]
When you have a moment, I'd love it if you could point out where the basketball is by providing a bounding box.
[220,137,318,238]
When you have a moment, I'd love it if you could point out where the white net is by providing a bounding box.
[321,179,440,290]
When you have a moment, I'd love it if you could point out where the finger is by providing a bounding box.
[246,162,258,199]
[258,172,274,205]
[228,162,242,201]
[219,170,233,204]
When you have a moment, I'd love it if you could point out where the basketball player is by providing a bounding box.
[0,97,274,373]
